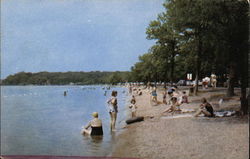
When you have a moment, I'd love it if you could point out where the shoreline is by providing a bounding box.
[111,87,249,159]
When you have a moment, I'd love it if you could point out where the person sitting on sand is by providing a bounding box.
[172,86,180,97]
[129,95,137,117]
[194,98,214,117]
[181,91,189,104]
[167,88,174,105]
[138,89,142,96]
[162,97,181,114]
[82,112,103,136]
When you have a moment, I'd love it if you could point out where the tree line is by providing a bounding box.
[130,0,248,114]
[1,71,131,85]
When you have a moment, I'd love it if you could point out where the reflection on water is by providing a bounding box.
[81,129,119,156]
[91,136,103,143]
[82,135,104,154]
[1,86,129,156]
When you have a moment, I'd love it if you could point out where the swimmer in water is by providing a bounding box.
[64,91,67,96]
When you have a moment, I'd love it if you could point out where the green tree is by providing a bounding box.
[146,15,180,85]
[131,53,157,82]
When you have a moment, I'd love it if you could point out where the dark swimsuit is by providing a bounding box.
[205,104,214,117]
[91,126,103,136]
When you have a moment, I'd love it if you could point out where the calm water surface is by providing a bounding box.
[1,85,129,156]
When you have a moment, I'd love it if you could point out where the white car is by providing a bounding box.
[192,80,202,86]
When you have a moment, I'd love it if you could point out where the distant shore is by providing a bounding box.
[112,87,249,159]
[1,71,130,86]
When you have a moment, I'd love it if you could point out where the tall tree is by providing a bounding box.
[164,0,222,94]
[146,15,180,85]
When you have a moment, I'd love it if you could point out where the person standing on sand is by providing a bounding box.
[107,91,118,131]
[162,88,167,104]
[167,88,174,105]
[81,112,103,136]
[194,97,214,117]
[129,84,132,94]
[147,82,151,90]
[211,73,217,88]
[181,91,189,104]
[151,87,157,103]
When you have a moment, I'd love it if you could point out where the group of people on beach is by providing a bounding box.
[146,84,214,117]
[82,84,215,136]
[150,86,188,105]
[161,86,214,117]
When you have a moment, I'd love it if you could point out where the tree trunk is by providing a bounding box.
[194,69,199,95]
[240,73,248,114]
[170,52,175,86]
[170,43,175,86]
[154,69,157,87]
[194,35,202,95]
[240,42,248,115]
[227,62,235,97]
[240,86,248,115]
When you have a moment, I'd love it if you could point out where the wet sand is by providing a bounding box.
[112,87,249,159]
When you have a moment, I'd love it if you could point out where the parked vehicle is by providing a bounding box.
[177,80,186,86]
[192,80,202,86]
[186,80,193,86]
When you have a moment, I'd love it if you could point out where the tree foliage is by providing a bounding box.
[131,0,249,113]
[2,71,131,85]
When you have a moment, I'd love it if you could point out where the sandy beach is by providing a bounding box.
[112,87,249,159]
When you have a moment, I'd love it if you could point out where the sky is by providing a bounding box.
[1,0,165,79]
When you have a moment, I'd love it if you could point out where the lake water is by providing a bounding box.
[1,85,130,157]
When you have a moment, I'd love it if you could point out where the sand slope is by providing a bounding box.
[112,87,249,159]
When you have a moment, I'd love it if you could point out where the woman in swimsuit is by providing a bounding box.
[194,98,214,117]
[82,112,103,136]
[107,91,118,131]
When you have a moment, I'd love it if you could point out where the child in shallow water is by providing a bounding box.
[129,95,137,117]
